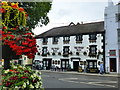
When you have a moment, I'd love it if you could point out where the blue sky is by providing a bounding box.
[33,0,120,35]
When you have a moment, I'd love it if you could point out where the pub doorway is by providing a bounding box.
[43,58,52,70]
[110,58,116,72]
[73,61,79,71]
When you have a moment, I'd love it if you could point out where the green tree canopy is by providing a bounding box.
[19,2,52,30]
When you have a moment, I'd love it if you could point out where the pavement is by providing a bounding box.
[40,70,119,78]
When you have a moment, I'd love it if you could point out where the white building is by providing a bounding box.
[105,1,120,73]
[34,21,105,73]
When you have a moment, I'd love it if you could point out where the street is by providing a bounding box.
[41,71,119,89]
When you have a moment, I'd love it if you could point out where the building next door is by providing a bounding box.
[73,61,79,71]
[110,58,116,72]
[61,59,69,69]
[43,58,52,70]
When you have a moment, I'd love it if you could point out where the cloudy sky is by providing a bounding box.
[33,0,120,35]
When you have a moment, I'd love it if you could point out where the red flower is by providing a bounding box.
[2,26,7,29]
[24,70,29,73]
[18,8,24,12]
[5,81,13,87]
[11,4,18,9]
[22,41,28,45]
[32,80,37,83]
[0,8,5,13]
[21,76,28,79]
[9,76,18,80]
[12,28,17,30]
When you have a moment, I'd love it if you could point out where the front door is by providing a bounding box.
[110,58,116,72]
[73,61,79,71]
[43,59,52,70]
[61,59,69,69]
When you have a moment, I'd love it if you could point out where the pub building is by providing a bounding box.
[34,21,105,73]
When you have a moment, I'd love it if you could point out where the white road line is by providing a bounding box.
[58,78,117,88]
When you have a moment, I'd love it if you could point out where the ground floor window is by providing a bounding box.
[86,60,99,73]
[43,59,52,70]
[61,59,69,69]
[87,60,97,68]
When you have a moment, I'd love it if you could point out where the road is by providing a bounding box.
[41,71,119,89]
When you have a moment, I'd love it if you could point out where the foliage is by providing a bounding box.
[1,1,37,59]
[2,64,43,89]
[1,1,27,28]
[2,26,37,59]
[19,2,52,30]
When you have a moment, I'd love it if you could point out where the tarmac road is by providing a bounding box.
[41,71,119,89]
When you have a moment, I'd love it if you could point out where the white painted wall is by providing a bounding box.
[105,1,120,73]
[34,33,104,70]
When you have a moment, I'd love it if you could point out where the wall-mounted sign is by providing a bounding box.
[74,47,84,51]
[51,48,59,52]
[109,50,116,56]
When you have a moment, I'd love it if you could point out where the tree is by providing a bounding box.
[1,1,52,69]
[19,2,52,30]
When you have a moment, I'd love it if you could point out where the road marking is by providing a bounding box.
[59,78,117,88]
[41,75,50,77]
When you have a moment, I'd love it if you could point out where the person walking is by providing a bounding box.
[100,62,104,74]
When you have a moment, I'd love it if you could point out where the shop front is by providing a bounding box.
[43,58,52,70]
[61,59,69,70]
[86,60,99,73]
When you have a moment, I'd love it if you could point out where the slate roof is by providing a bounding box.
[36,21,104,38]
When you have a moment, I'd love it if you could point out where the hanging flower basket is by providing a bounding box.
[2,64,44,89]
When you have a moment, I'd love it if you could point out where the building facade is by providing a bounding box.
[34,21,105,73]
[105,1,120,73]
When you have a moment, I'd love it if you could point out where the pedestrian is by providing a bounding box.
[100,62,104,74]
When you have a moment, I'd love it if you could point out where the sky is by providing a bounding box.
[33,0,120,35]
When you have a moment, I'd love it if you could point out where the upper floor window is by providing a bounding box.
[76,35,83,43]
[89,45,97,57]
[63,46,69,56]
[42,47,47,56]
[53,37,59,44]
[116,13,120,22]
[43,38,48,45]
[63,36,70,44]
[89,34,96,40]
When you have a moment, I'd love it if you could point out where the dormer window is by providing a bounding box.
[89,34,97,43]
[63,36,70,44]
[43,38,48,45]
[76,35,83,43]
[53,37,59,44]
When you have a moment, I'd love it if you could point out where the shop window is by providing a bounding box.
[87,61,97,68]
[55,60,57,64]
[52,61,54,64]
